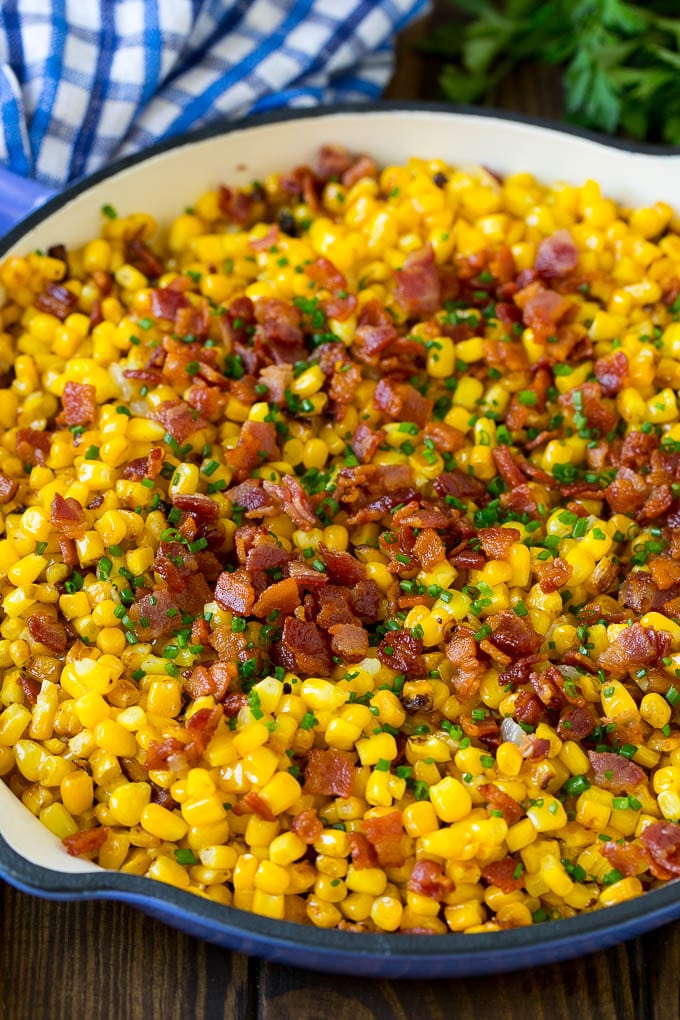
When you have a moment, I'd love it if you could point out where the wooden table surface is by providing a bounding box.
[2,6,679,1019]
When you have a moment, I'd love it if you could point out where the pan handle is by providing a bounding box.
[0,168,56,236]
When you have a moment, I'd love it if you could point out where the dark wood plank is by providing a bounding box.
[0,883,254,1020]
[255,929,658,1020]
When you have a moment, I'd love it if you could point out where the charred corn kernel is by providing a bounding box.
[140,803,188,841]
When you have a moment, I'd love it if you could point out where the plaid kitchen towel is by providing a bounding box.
[0,0,428,187]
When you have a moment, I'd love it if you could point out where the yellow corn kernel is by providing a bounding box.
[147,856,191,890]
[39,802,78,840]
[140,803,188,841]
[429,776,472,823]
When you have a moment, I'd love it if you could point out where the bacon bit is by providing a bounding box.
[315,584,358,631]
[263,475,316,530]
[28,612,67,654]
[149,286,189,323]
[413,528,445,571]
[363,811,405,868]
[56,380,97,427]
[640,821,680,877]
[259,364,293,405]
[125,237,164,278]
[638,484,673,524]
[50,493,86,539]
[35,282,77,320]
[145,736,187,771]
[587,750,646,793]
[184,662,234,702]
[62,827,109,857]
[492,445,527,488]
[433,469,486,502]
[521,736,551,760]
[307,257,357,320]
[291,808,324,845]
[249,224,279,252]
[185,705,223,757]
[186,383,227,423]
[378,630,425,678]
[329,361,361,419]
[153,400,207,443]
[513,690,544,727]
[394,245,441,318]
[350,422,385,463]
[373,378,433,429]
[319,546,366,587]
[349,579,382,623]
[514,280,574,343]
[222,692,248,718]
[349,831,379,870]
[172,493,219,525]
[446,626,485,700]
[500,483,542,519]
[314,144,354,182]
[557,705,596,740]
[17,673,40,705]
[598,621,671,675]
[482,858,525,893]
[214,569,255,615]
[252,577,299,619]
[254,297,306,363]
[0,470,18,505]
[241,790,276,822]
[245,541,290,593]
[304,748,355,798]
[560,382,617,436]
[329,623,369,662]
[487,611,542,661]
[595,350,629,396]
[530,666,564,711]
[649,557,680,591]
[478,783,524,826]
[537,556,573,593]
[600,840,651,878]
[275,617,331,677]
[407,859,453,899]
[423,421,466,454]
[353,300,398,364]
[226,420,279,481]
[341,154,378,188]
[393,500,452,531]
[479,527,519,560]
[16,428,51,466]
[535,229,579,279]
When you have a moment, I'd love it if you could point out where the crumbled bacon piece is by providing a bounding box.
[329,623,369,662]
[600,840,651,877]
[378,630,425,678]
[304,748,355,798]
[153,400,207,443]
[407,860,453,899]
[319,546,366,587]
[258,364,293,405]
[479,527,519,560]
[28,612,67,654]
[16,428,51,466]
[537,556,572,593]
[557,705,596,740]
[350,422,385,463]
[149,286,189,323]
[534,229,579,278]
[587,751,646,793]
[595,350,629,396]
[598,622,671,675]
[639,821,680,877]
[240,790,276,822]
[363,811,405,868]
[353,300,398,364]
[17,674,40,704]
[486,611,542,661]
[252,577,300,619]
[348,831,378,870]
[35,282,77,320]
[514,280,574,343]
[291,808,323,845]
[423,421,466,454]
[446,626,485,700]
[478,783,524,826]
[513,690,544,727]
[314,144,354,182]
[433,470,486,502]
[62,827,109,857]
[263,475,316,529]
[57,381,97,426]
[275,617,331,677]
[373,378,433,429]
[0,470,18,505]
[226,420,279,480]
[172,493,219,524]
[126,238,164,278]
[394,245,441,318]
[481,858,524,893]
[50,493,86,539]
[214,569,255,615]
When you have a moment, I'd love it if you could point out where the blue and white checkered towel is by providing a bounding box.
[0,0,427,187]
